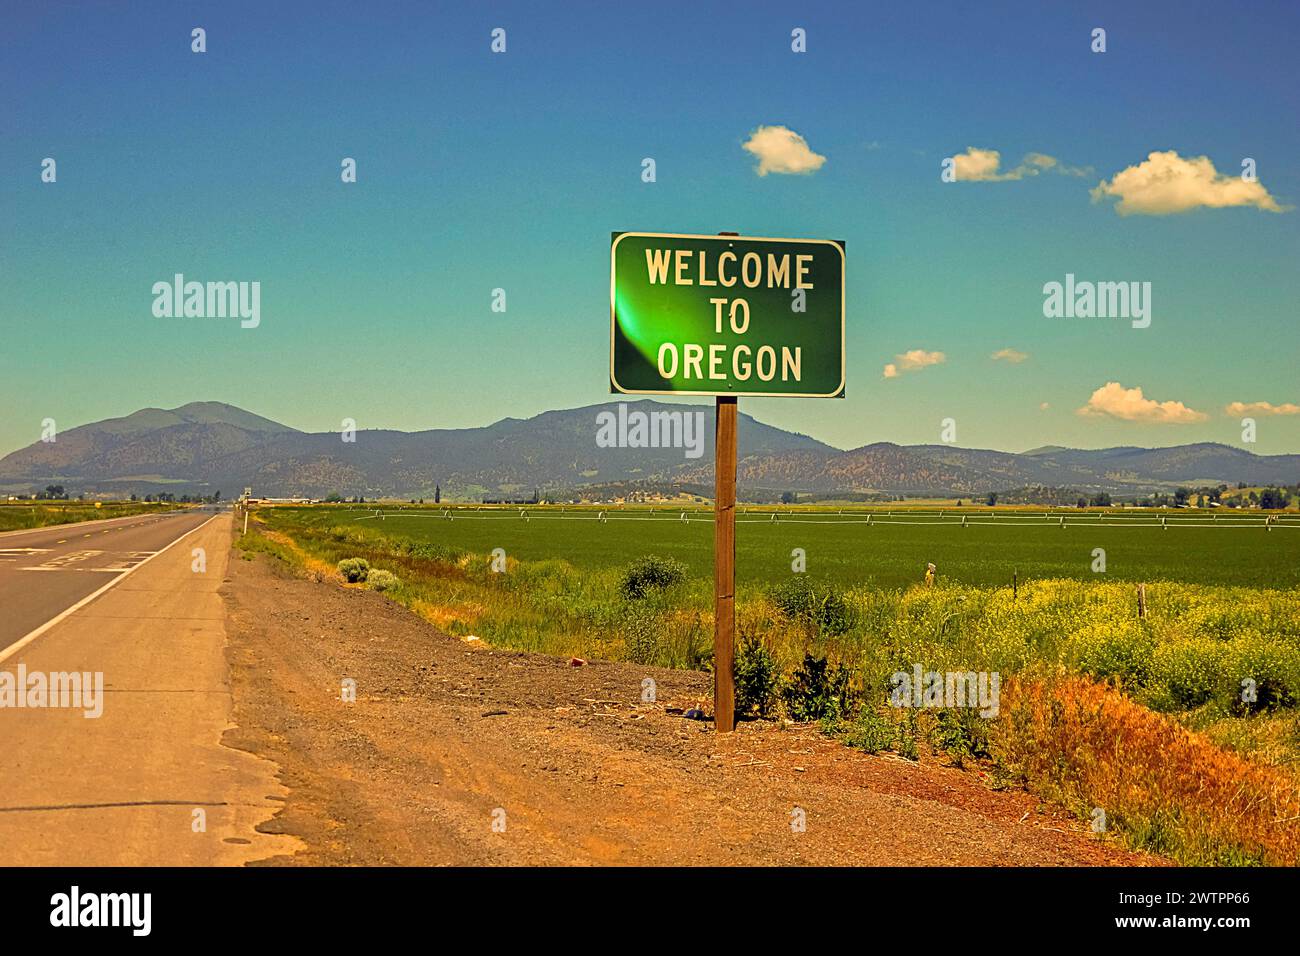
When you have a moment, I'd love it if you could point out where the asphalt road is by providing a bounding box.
[0,510,301,865]
[0,509,216,656]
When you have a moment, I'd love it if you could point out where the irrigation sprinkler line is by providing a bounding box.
[343,510,1298,530]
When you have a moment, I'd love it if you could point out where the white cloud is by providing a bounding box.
[991,348,1029,363]
[951,147,1090,182]
[1091,150,1289,216]
[742,125,826,176]
[1077,382,1208,424]
[1226,400,1300,417]
[883,349,946,378]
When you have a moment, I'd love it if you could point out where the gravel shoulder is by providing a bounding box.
[220,550,1158,866]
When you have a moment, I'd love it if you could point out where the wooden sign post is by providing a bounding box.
[714,394,737,733]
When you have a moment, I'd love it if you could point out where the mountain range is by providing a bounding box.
[2,401,1297,500]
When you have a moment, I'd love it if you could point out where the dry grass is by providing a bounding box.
[993,673,1300,865]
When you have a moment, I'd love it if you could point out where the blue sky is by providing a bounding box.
[2,0,1297,456]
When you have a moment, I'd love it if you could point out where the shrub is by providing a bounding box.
[735,635,781,720]
[1152,639,1226,710]
[782,652,857,721]
[337,557,371,583]
[932,706,991,767]
[843,707,897,754]
[769,577,853,636]
[366,568,401,592]
[404,541,466,564]
[1224,637,1300,712]
[619,555,687,600]
[621,606,660,664]
[1070,621,1156,688]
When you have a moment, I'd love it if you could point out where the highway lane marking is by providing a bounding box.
[22,548,156,572]
[89,552,158,572]
[0,514,219,666]
[21,550,104,571]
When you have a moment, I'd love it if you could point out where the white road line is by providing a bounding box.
[0,514,218,666]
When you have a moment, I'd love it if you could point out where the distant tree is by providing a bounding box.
[1259,487,1289,510]
[1174,487,1191,507]
[985,492,998,507]
[1077,497,1088,508]
[214,490,222,501]
[780,491,797,504]
[435,484,441,504]
[1089,492,1112,507]
[43,484,65,500]
[129,493,138,502]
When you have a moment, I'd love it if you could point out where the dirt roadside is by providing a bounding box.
[220,549,1158,866]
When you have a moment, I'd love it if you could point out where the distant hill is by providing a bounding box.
[1,401,1297,499]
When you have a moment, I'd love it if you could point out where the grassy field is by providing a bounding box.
[240,502,1300,865]
[265,503,1300,589]
[0,500,183,532]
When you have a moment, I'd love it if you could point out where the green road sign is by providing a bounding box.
[610,232,845,398]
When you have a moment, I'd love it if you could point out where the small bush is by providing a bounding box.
[735,635,781,720]
[844,707,897,754]
[1153,639,1225,710]
[782,652,857,722]
[1071,621,1156,688]
[366,568,401,592]
[337,557,371,583]
[1224,637,1300,712]
[621,606,660,664]
[404,541,466,564]
[620,555,687,600]
[932,707,992,767]
[769,577,854,636]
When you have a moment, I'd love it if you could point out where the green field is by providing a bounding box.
[267,504,1300,590]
